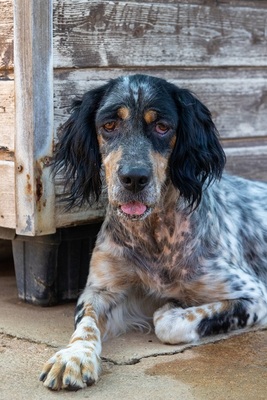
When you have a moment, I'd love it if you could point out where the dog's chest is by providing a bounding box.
[121,214,198,294]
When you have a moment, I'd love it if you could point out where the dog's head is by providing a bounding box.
[55,74,225,219]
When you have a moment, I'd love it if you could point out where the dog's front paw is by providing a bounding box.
[40,341,101,391]
[153,303,200,344]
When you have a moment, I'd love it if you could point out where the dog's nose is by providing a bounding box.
[119,167,151,193]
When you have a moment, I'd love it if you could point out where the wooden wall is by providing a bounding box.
[53,0,267,179]
[1,0,267,230]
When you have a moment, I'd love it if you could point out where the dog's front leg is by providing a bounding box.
[40,285,124,391]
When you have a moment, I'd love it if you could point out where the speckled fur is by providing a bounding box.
[41,75,267,391]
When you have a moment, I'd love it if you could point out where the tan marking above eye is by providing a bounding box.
[144,110,157,124]
[117,107,130,120]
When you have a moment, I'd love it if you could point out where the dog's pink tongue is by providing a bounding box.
[121,202,147,216]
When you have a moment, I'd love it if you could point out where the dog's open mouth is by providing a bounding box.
[118,201,152,220]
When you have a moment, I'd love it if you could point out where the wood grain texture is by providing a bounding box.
[14,0,55,236]
[55,197,106,227]
[0,78,15,152]
[53,0,267,68]
[0,161,15,228]
[53,68,267,139]
[55,172,107,226]
[225,145,267,182]
[0,0,13,71]
[120,1,267,6]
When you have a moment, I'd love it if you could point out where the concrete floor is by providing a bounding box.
[0,247,267,400]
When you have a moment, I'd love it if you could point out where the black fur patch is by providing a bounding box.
[197,301,250,337]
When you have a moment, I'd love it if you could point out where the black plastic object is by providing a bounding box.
[12,223,102,306]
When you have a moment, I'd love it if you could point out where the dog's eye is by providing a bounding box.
[103,121,117,132]
[155,123,169,135]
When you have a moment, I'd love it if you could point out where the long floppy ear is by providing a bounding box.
[54,85,108,208]
[169,88,226,209]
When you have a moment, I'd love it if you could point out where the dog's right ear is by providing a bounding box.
[54,84,108,208]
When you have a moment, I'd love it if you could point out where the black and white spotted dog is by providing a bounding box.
[40,74,267,390]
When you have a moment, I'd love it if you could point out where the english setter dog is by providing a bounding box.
[40,74,267,390]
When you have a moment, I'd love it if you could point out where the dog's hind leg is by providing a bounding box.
[153,297,267,344]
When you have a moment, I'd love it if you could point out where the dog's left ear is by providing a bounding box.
[169,88,226,208]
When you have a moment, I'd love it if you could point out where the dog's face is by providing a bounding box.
[95,76,179,220]
[55,75,225,218]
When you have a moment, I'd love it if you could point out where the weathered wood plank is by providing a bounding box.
[220,0,267,7]
[53,68,267,139]
[0,0,14,71]
[53,0,267,68]
[121,0,267,6]
[0,78,15,151]
[223,137,267,149]
[0,161,16,228]
[55,208,105,228]
[225,145,267,182]
[14,0,55,236]
[55,189,106,227]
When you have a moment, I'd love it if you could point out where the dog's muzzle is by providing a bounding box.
[117,166,153,219]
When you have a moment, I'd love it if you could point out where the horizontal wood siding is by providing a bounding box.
[53,68,267,139]
[224,144,267,182]
[53,0,267,68]
[55,176,107,226]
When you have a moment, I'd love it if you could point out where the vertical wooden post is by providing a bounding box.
[14,0,55,235]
